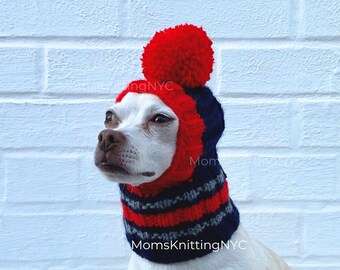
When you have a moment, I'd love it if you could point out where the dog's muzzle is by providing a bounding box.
[94,129,126,171]
[97,129,125,152]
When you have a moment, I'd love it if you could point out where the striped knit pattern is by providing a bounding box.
[120,162,240,263]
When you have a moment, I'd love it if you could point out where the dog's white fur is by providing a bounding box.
[100,92,179,185]
[96,93,291,270]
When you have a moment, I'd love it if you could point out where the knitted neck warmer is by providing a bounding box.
[115,24,240,263]
[120,155,239,264]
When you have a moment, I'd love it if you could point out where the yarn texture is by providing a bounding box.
[142,24,214,88]
[115,24,240,264]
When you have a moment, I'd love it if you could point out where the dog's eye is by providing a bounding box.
[105,111,113,122]
[151,114,171,124]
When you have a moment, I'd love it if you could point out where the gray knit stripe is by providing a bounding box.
[123,201,234,241]
[121,171,225,212]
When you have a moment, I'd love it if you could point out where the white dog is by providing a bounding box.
[94,92,290,270]
[95,24,291,270]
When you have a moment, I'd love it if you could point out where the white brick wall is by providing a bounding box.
[0,1,339,269]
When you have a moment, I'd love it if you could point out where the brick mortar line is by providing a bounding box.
[0,95,326,101]
[290,101,302,149]
[214,47,223,96]
[1,96,340,103]
[118,0,128,38]
[1,39,340,49]
[296,213,303,254]
[0,257,128,263]
[0,98,111,104]
[289,0,301,39]
[41,47,48,94]
[2,210,340,218]
[2,201,340,211]
[219,150,340,156]
[287,258,340,265]
[1,146,339,152]
[296,256,340,263]
[0,208,122,216]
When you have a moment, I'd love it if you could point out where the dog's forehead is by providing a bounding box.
[110,92,173,118]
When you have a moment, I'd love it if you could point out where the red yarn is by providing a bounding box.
[122,182,228,228]
[142,24,214,88]
[116,80,205,197]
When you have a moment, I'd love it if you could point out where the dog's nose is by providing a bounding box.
[97,129,125,152]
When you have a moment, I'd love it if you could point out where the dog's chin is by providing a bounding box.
[102,173,143,186]
[101,171,157,186]
[96,162,157,186]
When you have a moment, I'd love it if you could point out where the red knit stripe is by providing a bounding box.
[122,181,229,228]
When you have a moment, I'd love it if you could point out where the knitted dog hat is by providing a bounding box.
[116,24,224,196]
[116,24,239,263]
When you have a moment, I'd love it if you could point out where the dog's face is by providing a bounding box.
[95,92,179,186]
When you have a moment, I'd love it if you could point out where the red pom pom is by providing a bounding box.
[142,24,214,88]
